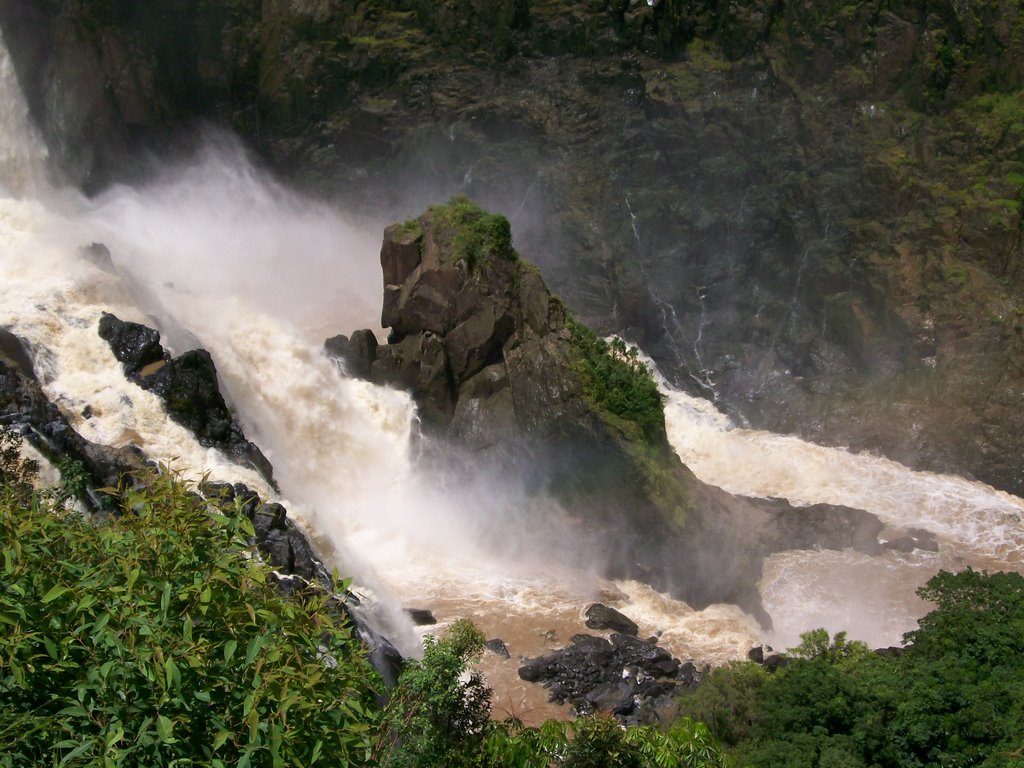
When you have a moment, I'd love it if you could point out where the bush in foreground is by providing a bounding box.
[0,455,380,767]
[0,429,730,767]
[678,570,1024,767]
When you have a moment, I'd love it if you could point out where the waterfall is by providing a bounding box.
[3,30,1024,722]
[0,40,47,198]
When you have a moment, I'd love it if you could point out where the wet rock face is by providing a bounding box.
[584,603,639,636]
[323,202,944,625]
[2,330,405,690]
[327,199,575,443]
[97,313,274,485]
[1,327,150,506]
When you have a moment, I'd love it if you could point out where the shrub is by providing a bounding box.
[568,319,666,442]
[429,195,515,273]
[377,618,491,767]
[0,448,379,767]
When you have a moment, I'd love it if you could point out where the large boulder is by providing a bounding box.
[325,199,922,624]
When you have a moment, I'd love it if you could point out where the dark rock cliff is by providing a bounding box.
[2,0,1022,494]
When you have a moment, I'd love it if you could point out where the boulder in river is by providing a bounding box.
[325,200,919,626]
[98,312,275,486]
[584,603,639,636]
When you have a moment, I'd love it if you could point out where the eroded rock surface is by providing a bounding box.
[4,1,1023,494]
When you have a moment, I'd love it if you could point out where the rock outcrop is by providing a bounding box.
[98,312,275,486]
[0,327,150,508]
[518,617,703,725]
[328,200,936,624]
[198,480,404,689]
[1,326,403,689]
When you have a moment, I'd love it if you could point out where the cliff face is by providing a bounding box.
[2,0,1022,494]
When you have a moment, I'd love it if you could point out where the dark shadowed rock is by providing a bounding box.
[98,312,164,377]
[486,638,511,659]
[97,313,274,486]
[585,603,639,636]
[763,653,791,672]
[747,645,769,663]
[324,333,350,360]
[0,328,35,380]
[325,330,379,379]
[404,608,437,626]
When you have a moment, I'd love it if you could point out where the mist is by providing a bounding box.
[49,130,621,659]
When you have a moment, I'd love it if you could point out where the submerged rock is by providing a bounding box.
[405,608,437,626]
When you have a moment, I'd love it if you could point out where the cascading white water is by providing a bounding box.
[0,38,756,720]
[3,30,1024,723]
[0,42,46,198]
[653,364,1024,648]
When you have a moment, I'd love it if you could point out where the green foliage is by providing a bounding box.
[53,457,90,508]
[0,456,379,767]
[789,629,870,664]
[399,217,423,239]
[478,716,728,768]
[0,430,37,504]
[562,715,643,768]
[377,618,491,767]
[429,195,515,273]
[622,720,726,768]
[675,571,1024,767]
[894,569,1024,767]
[568,320,666,442]
[676,661,767,747]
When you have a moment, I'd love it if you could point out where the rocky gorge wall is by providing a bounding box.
[1,0,1022,494]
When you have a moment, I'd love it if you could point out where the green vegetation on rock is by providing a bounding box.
[568,319,666,443]
[429,195,515,273]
